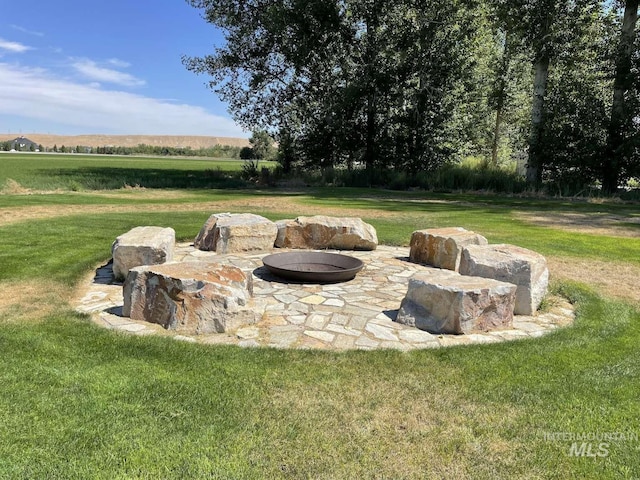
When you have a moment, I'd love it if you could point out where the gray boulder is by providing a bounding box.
[459,244,549,315]
[112,226,175,280]
[275,215,378,250]
[396,269,516,334]
[123,261,256,334]
[194,213,278,253]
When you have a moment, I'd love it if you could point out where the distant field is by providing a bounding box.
[0,153,275,191]
[0,133,249,149]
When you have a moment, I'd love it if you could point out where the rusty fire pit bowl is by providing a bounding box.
[262,252,364,283]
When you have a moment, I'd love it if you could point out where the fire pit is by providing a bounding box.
[262,252,364,283]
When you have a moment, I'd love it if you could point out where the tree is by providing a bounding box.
[249,130,275,160]
[184,0,484,176]
[53,144,58,153]
[239,146,254,160]
[603,0,639,193]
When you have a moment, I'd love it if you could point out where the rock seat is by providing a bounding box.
[123,261,256,334]
[275,215,378,250]
[112,226,175,280]
[409,227,487,272]
[459,244,549,315]
[194,213,277,253]
[396,269,517,334]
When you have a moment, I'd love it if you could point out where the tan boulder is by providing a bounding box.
[111,226,175,280]
[396,269,516,334]
[194,213,277,253]
[123,261,256,334]
[275,215,377,250]
[409,227,487,271]
[459,244,549,315]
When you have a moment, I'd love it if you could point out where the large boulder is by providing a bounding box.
[396,269,516,334]
[409,227,488,272]
[275,215,378,250]
[123,261,256,334]
[459,244,549,315]
[194,213,278,253]
[112,226,175,280]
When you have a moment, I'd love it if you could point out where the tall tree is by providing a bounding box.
[603,0,639,193]
[185,0,484,176]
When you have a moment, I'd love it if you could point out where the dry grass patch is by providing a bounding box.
[516,211,640,238]
[0,179,32,195]
[0,280,74,324]
[0,195,404,228]
[548,256,640,305]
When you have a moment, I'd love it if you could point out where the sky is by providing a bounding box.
[0,0,247,137]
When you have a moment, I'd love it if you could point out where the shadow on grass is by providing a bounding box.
[38,167,250,190]
[305,187,640,216]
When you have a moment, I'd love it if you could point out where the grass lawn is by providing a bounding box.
[0,156,639,478]
[0,153,277,191]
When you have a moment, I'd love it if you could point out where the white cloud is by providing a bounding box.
[0,38,33,53]
[10,25,45,37]
[71,58,145,87]
[107,58,131,68]
[0,63,246,136]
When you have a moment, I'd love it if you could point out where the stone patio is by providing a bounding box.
[74,243,575,351]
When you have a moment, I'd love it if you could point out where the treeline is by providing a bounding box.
[2,141,242,158]
[89,144,242,158]
[185,0,640,194]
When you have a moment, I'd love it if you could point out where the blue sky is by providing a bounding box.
[0,0,247,137]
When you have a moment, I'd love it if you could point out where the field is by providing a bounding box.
[1,153,639,479]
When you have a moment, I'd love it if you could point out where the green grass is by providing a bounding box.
[0,153,277,190]
[0,162,639,477]
[1,287,638,478]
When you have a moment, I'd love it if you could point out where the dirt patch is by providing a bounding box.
[517,211,640,238]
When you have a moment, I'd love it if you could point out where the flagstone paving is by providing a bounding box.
[74,244,575,350]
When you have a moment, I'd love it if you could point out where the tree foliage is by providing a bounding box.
[185,0,640,193]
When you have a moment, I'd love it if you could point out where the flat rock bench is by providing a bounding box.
[111,226,175,280]
[459,244,549,315]
[409,227,487,271]
[123,261,256,334]
[396,269,517,334]
[194,213,278,253]
[275,215,378,250]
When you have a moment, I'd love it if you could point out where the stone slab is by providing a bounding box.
[123,261,256,334]
[409,227,487,272]
[112,226,175,280]
[194,213,277,253]
[459,244,549,315]
[396,269,516,334]
[275,215,377,250]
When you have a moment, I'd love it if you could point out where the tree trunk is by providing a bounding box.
[603,0,639,194]
[364,92,377,174]
[491,35,510,167]
[526,54,550,185]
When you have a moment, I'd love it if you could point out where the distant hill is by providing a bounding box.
[0,134,250,149]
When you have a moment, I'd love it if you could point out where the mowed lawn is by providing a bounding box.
[0,154,639,479]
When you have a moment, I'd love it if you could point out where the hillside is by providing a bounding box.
[0,134,249,149]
